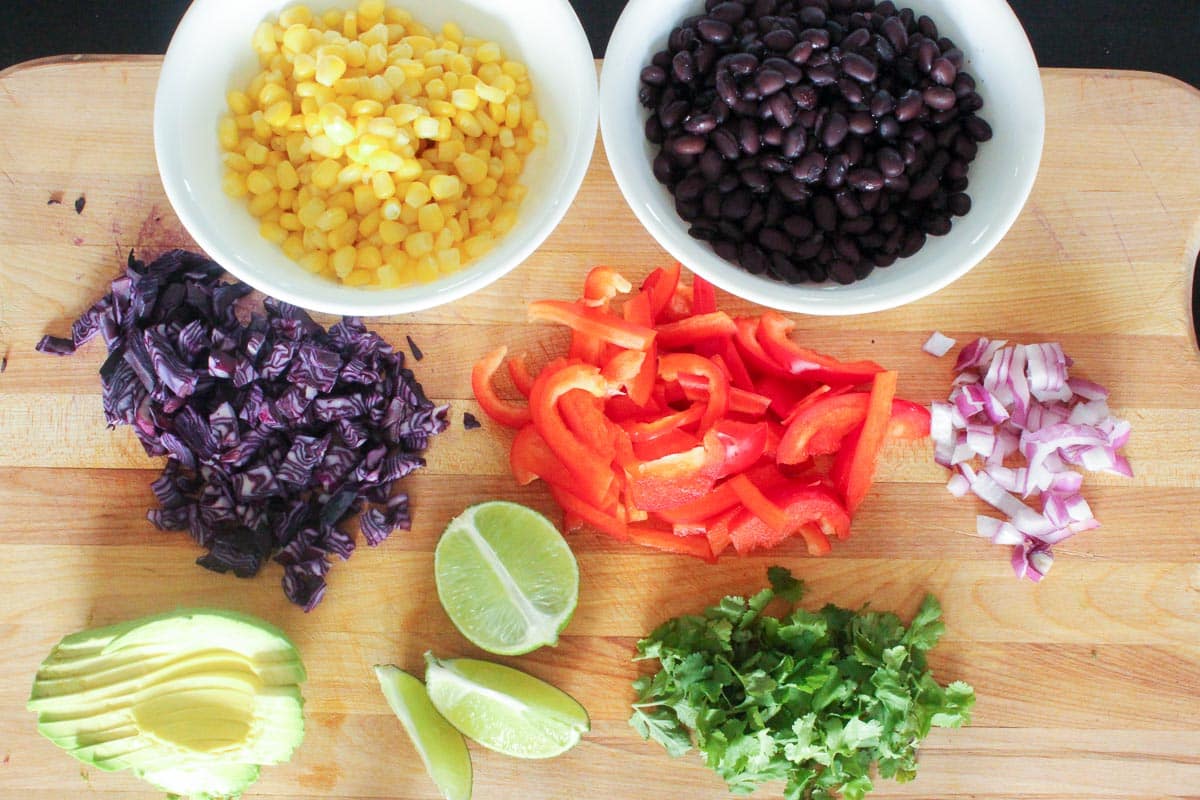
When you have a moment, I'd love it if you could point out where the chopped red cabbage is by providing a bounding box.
[36,250,448,610]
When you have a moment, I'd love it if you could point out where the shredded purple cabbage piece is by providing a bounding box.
[37,250,449,610]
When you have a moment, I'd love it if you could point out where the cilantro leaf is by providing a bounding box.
[628,568,974,800]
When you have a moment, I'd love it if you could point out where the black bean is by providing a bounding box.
[944,157,968,181]
[709,1,747,23]
[958,91,984,113]
[739,243,769,274]
[795,236,824,261]
[695,42,719,75]
[883,172,909,192]
[834,235,862,263]
[718,220,745,241]
[828,260,856,284]
[744,85,762,102]
[679,114,714,136]
[775,175,809,202]
[894,89,923,122]
[877,115,901,139]
[652,50,672,70]
[801,27,832,49]
[676,197,701,220]
[842,27,872,51]
[672,50,697,83]
[644,115,664,144]
[783,215,815,239]
[953,72,976,98]
[820,111,849,148]
[842,214,874,234]
[964,115,993,142]
[875,146,904,177]
[761,123,785,146]
[756,68,787,96]
[726,52,759,75]
[764,28,797,52]
[898,228,926,257]
[813,195,838,231]
[722,188,753,219]
[787,40,815,65]
[935,122,961,149]
[930,57,957,87]
[874,34,896,62]
[769,252,804,283]
[917,14,938,39]
[718,173,740,193]
[869,89,895,117]
[845,111,873,136]
[876,0,898,16]
[659,99,690,129]
[668,26,694,54]
[824,153,850,188]
[713,239,740,262]
[760,154,790,173]
[953,135,978,161]
[743,201,766,232]
[703,187,724,218]
[923,85,957,111]
[641,65,667,88]
[847,167,884,192]
[793,152,827,182]
[711,127,740,159]
[759,227,792,253]
[668,135,708,157]
[916,39,938,73]
[836,77,864,104]
[741,167,771,191]
[882,16,908,52]
[698,17,734,44]
[943,47,965,70]
[781,126,807,159]
[834,190,864,218]
[928,149,951,177]
[737,118,761,154]
[653,152,674,184]
[948,192,972,217]
[909,172,939,201]
[676,173,707,202]
[689,223,719,241]
[808,50,831,68]
[766,93,795,127]
[798,6,826,27]
[923,213,952,236]
[790,83,819,110]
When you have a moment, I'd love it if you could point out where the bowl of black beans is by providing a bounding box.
[600,0,1044,315]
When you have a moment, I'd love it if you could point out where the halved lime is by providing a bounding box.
[424,653,589,759]
[434,501,579,656]
[374,665,472,800]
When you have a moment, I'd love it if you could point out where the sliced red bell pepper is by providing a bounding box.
[626,524,716,562]
[550,486,628,541]
[626,434,724,512]
[754,374,818,421]
[779,392,933,465]
[658,352,730,432]
[641,262,681,322]
[509,424,575,488]
[727,386,772,418]
[652,480,740,524]
[568,328,606,366]
[505,351,536,398]
[622,291,658,406]
[727,482,850,556]
[529,300,657,351]
[622,402,703,442]
[632,428,701,462]
[582,265,631,307]
[756,310,885,385]
[702,505,740,557]
[560,388,625,465]
[718,338,756,391]
[691,274,717,314]
[727,473,790,534]
[471,346,532,428]
[835,370,898,513]
[711,420,769,478]
[654,311,737,349]
[733,316,790,377]
[529,361,616,507]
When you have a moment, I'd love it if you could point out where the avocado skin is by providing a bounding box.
[29,609,307,799]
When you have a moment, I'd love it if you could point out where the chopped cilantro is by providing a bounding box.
[630,569,974,799]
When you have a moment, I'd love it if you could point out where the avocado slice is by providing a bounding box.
[29,609,306,799]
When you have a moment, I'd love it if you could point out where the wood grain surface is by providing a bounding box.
[1,57,1199,799]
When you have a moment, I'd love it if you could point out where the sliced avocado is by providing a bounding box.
[29,609,306,799]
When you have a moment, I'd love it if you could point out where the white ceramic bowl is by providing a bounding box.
[155,0,597,316]
[600,0,1044,316]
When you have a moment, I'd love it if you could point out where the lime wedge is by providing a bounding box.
[374,665,472,800]
[434,501,579,656]
[424,653,589,759]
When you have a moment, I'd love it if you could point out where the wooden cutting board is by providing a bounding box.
[0,57,1198,799]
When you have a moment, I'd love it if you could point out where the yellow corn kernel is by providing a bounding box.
[399,203,420,225]
[244,141,270,165]
[474,176,498,198]
[353,184,379,215]
[332,245,357,277]
[435,139,464,164]
[425,78,448,101]
[475,82,505,104]
[345,40,368,68]
[493,205,518,235]
[437,248,461,273]
[225,152,253,172]
[316,206,349,231]
[315,53,347,86]
[342,269,374,286]
[343,11,359,40]
[279,211,303,232]
[329,218,359,249]
[429,99,456,118]
[218,116,240,150]
[435,227,455,251]
[477,62,503,84]
[356,244,383,271]
[429,174,461,201]
[413,255,439,282]
[248,189,280,217]
[324,115,357,147]
[279,4,312,26]
[363,150,398,173]
[258,82,289,108]
[388,102,421,125]
[222,171,248,198]
[299,250,328,274]
[360,22,388,47]
[366,117,398,138]
[463,232,494,259]
[448,54,472,76]
[378,219,407,244]
[359,209,382,237]
[412,115,440,139]
[277,187,298,210]
[394,158,423,181]
[530,119,549,146]
[372,170,396,199]
[505,183,529,204]
[377,262,404,288]
[297,198,325,227]
[502,59,527,79]
[381,197,403,220]
[252,21,278,56]
[322,9,343,28]
[450,88,479,111]
[404,181,432,208]
[260,218,289,245]
[281,233,306,261]
[311,159,341,189]
[246,169,275,195]
[282,24,312,54]
[276,160,300,190]
[475,41,502,64]
[417,203,444,233]
[404,231,434,257]
[349,98,384,118]
[227,90,252,115]
[454,153,488,185]
[514,137,535,155]
[497,126,516,149]
[264,100,293,128]
[455,110,483,138]
[338,163,365,186]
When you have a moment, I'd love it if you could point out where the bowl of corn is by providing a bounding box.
[155,0,598,316]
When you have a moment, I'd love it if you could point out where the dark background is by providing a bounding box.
[1,0,1199,88]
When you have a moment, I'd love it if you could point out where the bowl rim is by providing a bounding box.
[153,0,600,317]
[599,0,1045,316]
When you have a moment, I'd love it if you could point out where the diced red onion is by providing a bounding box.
[923,331,957,358]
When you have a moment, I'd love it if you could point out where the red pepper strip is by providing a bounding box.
[550,486,629,541]
[728,483,849,555]
[703,505,740,557]
[672,521,707,538]
[660,282,695,323]
[837,370,898,513]
[529,361,616,507]
[728,386,772,417]
[509,424,575,488]
[692,274,717,314]
[622,291,658,407]
[568,329,606,366]
[652,480,740,524]
[627,434,725,512]
[529,300,657,351]
[756,310,885,385]
[471,346,532,428]
[626,524,716,562]
[622,402,704,442]
[718,340,756,391]
[727,473,790,534]
[582,265,632,307]
[711,420,769,478]
[641,262,681,322]
[733,316,790,377]
[778,392,932,465]
[754,374,818,421]
[559,389,617,462]
[655,311,737,349]
[505,352,536,399]
[658,352,730,433]
[605,393,664,422]
[602,348,646,390]
[633,428,701,462]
